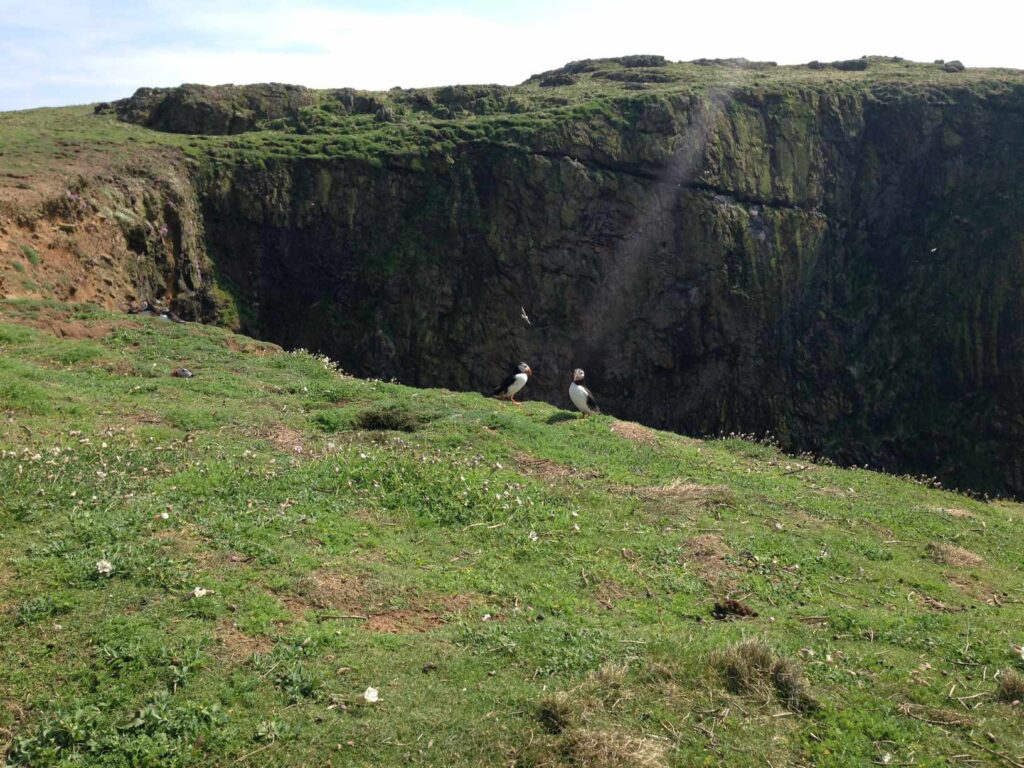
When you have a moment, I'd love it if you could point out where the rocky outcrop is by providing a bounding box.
[101,83,318,135]
[115,61,1024,496]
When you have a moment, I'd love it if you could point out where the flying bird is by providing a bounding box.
[520,306,531,325]
[569,368,600,416]
[491,362,532,405]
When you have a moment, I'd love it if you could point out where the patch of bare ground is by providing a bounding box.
[927,505,974,519]
[280,569,474,633]
[609,420,657,445]
[151,526,246,571]
[254,423,313,457]
[926,542,984,568]
[224,336,282,356]
[515,453,599,482]
[948,574,1006,606]
[587,578,634,610]
[909,590,964,613]
[681,534,741,591]
[213,621,274,664]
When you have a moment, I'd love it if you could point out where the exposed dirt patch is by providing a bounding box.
[213,621,274,663]
[285,568,372,615]
[948,574,1004,605]
[928,505,974,519]
[364,609,445,634]
[910,590,964,613]
[927,542,984,568]
[281,571,475,633]
[589,578,635,610]
[682,534,741,590]
[224,336,282,356]
[256,424,312,457]
[35,320,121,340]
[151,527,245,571]
[609,420,657,445]
[515,452,600,482]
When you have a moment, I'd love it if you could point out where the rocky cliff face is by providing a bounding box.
[109,60,1024,496]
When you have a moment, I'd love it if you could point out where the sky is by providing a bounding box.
[1,0,1020,111]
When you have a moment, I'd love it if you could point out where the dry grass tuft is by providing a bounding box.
[926,542,984,568]
[624,480,732,504]
[559,728,669,768]
[682,533,740,588]
[609,420,657,445]
[898,702,973,727]
[997,669,1024,704]
[713,639,818,713]
[515,453,599,482]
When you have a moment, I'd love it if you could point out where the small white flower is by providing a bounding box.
[528,531,539,542]
[359,452,368,459]
[363,686,379,703]
[570,511,579,518]
[160,511,170,520]
[573,524,580,532]
[96,559,113,576]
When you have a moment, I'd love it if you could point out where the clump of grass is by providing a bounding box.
[997,669,1024,703]
[926,541,984,567]
[713,639,818,713]
[19,243,40,265]
[356,404,421,432]
[558,728,669,768]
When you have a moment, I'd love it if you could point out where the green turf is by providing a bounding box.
[0,299,1022,767]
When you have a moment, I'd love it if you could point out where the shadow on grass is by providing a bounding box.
[546,412,578,425]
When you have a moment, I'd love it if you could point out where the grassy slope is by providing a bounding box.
[1,300,1022,767]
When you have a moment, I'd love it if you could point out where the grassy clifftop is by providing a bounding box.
[1,300,1022,766]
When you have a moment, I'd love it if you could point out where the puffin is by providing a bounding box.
[569,368,600,416]
[491,362,532,405]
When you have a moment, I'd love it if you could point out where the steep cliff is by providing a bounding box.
[11,56,1024,495]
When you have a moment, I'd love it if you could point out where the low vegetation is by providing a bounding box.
[1,299,1022,765]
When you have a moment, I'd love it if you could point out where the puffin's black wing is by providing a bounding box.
[491,371,518,397]
[583,386,600,413]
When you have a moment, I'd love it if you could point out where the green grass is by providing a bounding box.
[18,244,40,266]
[0,299,1022,767]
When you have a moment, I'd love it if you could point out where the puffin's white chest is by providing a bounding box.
[569,382,594,413]
[506,372,528,396]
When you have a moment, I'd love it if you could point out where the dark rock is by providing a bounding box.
[831,58,869,71]
[539,73,578,88]
[111,83,318,134]
[943,60,966,72]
